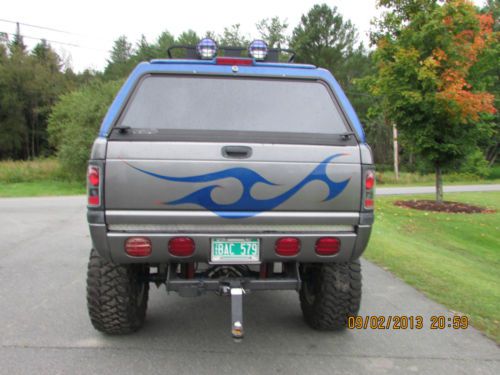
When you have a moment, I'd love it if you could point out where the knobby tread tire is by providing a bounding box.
[86,249,149,334]
[300,260,362,330]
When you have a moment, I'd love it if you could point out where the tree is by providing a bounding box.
[177,30,200,46]
[48,79,122,179]
[0,37,79,160]
[370,0,438,44]
[219,24,249,46]
[474,0,500,166]
[290,4,358,85]
[104,36,134,80]
[256,17,289,48]
[9,26,26,54]
[155,31,175,56]
[135,35,156,62]
[371,0,496,202]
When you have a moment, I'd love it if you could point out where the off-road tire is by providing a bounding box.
[300,260,361,330]
[86,249,149,334]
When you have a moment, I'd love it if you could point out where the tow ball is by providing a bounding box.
[219,283,245,339]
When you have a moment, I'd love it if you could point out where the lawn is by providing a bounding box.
[365,191,500,342]
[0,181,84,197]
[0,159,85,197]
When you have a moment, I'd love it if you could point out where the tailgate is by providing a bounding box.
[105,141,361,218]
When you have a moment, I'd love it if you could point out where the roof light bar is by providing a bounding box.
[248,40,268,61]
[197,38,218,59]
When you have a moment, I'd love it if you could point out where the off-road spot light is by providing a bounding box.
[248,40,268,60]
[197,38,218,59]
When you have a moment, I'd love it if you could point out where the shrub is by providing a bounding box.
[48,79,122,180]
[459,149,491,178]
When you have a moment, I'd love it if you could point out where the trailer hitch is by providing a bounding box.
[165,263,302,340]
[219,282,245,339]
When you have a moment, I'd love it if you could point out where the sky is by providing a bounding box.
[0,0,487,72]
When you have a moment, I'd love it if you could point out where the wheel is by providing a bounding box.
[86,249,149,334]
[299,260,362,330]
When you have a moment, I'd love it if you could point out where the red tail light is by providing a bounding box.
[88,167,99,186]
[216,57,253,66]
[87,165,101,206]
[364,170,375,209]
[88,194,99,205]
[169,237,195,257]
[364,198,374,209]
[315,237,341,255]
[125,237,152,257]
[275,237,300,256]
[365,171,375,190]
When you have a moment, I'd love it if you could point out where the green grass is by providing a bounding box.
[0,159,84,197]
[0,158,63,183]
[0,181,85,197]
[365,192,500,342]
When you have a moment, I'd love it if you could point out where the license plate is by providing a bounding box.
[211,238,260,263]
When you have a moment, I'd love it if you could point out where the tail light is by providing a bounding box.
[315,237,341,255]
[125,237,152,257]
[169,237,195,257]
[364,170,375,209]
[87,165,101,206]
[275,237,300,256]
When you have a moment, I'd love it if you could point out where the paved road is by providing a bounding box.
[0,196,499,375]
[377,183,500,195]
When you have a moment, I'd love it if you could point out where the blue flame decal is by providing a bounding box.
[126,153,350,219]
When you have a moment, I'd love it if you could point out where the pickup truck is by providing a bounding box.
[86,39,375,338]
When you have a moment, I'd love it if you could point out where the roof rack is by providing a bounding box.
[166,45,296,63]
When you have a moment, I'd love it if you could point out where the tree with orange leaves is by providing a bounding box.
[372,0,497,202]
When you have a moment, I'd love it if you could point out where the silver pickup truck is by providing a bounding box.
[86,39,375,338]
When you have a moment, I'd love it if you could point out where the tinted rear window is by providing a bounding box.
[118,75,348,134]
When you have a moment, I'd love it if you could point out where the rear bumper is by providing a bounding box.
[89,216,372,264]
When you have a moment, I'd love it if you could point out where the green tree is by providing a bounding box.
[0,38,78,160]
[371,0,496,202]
[219,24,249,46]
[177,30,200,46]
[370,0,438,44]
[475,0,499,166]
[104,36,134,80]
[155,31,175,56]
[291,4,358,85]
[48,80,122,179]
[256,17,289,48]
[135,35,156,62]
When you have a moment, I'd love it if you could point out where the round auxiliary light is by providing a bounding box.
[248,39,268,61]
[197,38,218,59]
